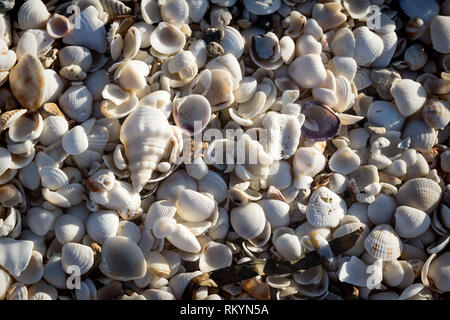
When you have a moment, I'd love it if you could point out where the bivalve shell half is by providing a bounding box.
[175,189,216,223]
[423,100,450,129]
[430,16,450,53]
[54,214,85,244]
[306,187,346,228]
[8,111,43,142]
[62,125,89,155]
[401,119,436,153]
[399,0,439,24]
[46,13,71,39]
[18,0,50,30]
[230,203,266,240]
[367,101,405,131]
[391,79,427,117]
[396,178,442,214]
[328,147,360,175]
[150,22,186,55]
[288,54,326,89]
[0,238,33,277]
[364,224,403,261]
[242,0,281,16]
[59,85,93,122]
[86,210,119,243]
[61,243,94,275]
[353,26,384,67]
[173,94,211,136]
[394,206,431,239]
[199,241,232,272]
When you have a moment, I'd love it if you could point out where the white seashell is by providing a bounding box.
[46,13,71,39]
[111,60,149,91]
[353,26,384,67]
[367,101,405,131]
[430,16,450,54]
[400,0,439,24]
[312,2,346,32]
[123,26,141,60]
[120,106,176,192]
[7,111,43,143]
[0,147,12,177]
[18,162,40,190]
[59,85,93,122]
[18,0,50,30]
[7,282,28,300]
[401,119,436,153]
[330,27,355,57]
[230,203,266,240]
[27,207,57,236]
[40,166,69,190]
[62,125,89,155]
[160,0,189,27]
[333,221,368,256]
[267,160,292,190]
[176,189,216,223]
[61,243,94,275]
[425,252,450,292]
[100,236,147,281]
[141,0,161,24]
[28,280,58,299]
[293,147,326,190]
[404,44,427,71]
[367,194,397,225]
[42,70,64,104]
[423,100,450,129]
[306,187,346,228]
[63,6,107,53]
[146,251,170,277]
[274,233,302,261]
[295,34,322,56]
[338,256,382,288]
[243,0,280,15]
[100,0,131,17]
[54,214,85,244]
[364,224,403,261]
[391,79,427,117]
[169,271,202,299]
[59,46,92,72]
[157,170,197,202]
[288,54,326,88]
[166,223,201,253]
[116,221,140,244]
[42,183,85,208]
[327,56,357,82]
[0,238,33,277]
[150,22,186,55]
[394,206,431,239]
[0,47,16,72]
[257,199,290,229]
[343,0,370,19]
[86,210,119,243]
[328,147,360,175]
[173,94,210,136]
[87,124,109,153]
[199,241,232,272]
[219,26,244,59]
[371,31,398,68]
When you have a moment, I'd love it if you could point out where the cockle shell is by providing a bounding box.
[59,85,93,122]
[396,178,442,214]
[330,27,355,57]
[391,79,427,117]
[160,0,189,27]
[18,0,50,30]
[63,6,107,53]
[394,206,431,239]
[372,31,398,68]
[364,224,403,261]
[0,45,15,72]
[176,189,216,223]
[9,54,45,110]
[156,170,197,203]
[150,22,186,55]
[230,203,266,240]
[423,100,450,129]
[300,101,341,141]
[86,210,119,243]
[312,2,346,32]
[120,106,175,193]
[353,27,384,67]
[61,243,94,275]
[367,101,405,131]
[430,16,450,54]
[306,187,346,228]
[27,207,57,236]
[199,241,232,272]
[288,54,326,88]
[367,194,397,225]
[328,147,360,175]
[273,232,302,261]
[424,252,450,292]
[249,32,282,70]
[197,171,227,204]
[100,236,147,281]
[40,166,69,191]
[54,214,85,244]
[59,46,92,72]
[401,119,436,153]
[100,0,132,17]
[7,111,43,142]
[62,125,89,155]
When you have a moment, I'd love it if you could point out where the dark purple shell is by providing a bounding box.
[300,101,341,141]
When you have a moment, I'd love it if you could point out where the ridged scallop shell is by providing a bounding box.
[364,224,403,261]
[175,189,216,223]
[396,178,442,214]
[54,214,85,244]
[306,187,346,228]
[394,206,431,239]
[59,85,93,122]
[150,22,186,55]
[39,116,68,146]
[9,54,45,110]
[63,6,107,53]
[160,0,189,27]
[372,31,398,68]
[61,243,93,275]
[40,166,69,190]
[353,27,384,67]
[62,125,89,155]
[423,100,450,129]
[367,101,405,131]
[18,0,50,30]
[430,16,450,54]
[401,119,436,152]
[59,46,92,72]
[391,79,427,117]
[230,203,266,240]
[27,207,57,236]
[86,210,119,243]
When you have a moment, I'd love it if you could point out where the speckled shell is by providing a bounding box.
[364,224,403,261]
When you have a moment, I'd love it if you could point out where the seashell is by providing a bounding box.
[8,111,43,142]
[63,6,107,53]
[18,162,40,190]
[401,119,436,153]
[123,26,141,61]
[169,271,202,299]
[371,31,398,68]
[55,214,85,244]
[61,243,93,275]
[161,50,199,88]
[166,223,201,253]
[327,56,357,82]
[160,0,189,27]
[217,26,244,59]
[0,238,33,277]
[405,18,426,41]
[367,194,396,225]
[0,45,15,72]
[300,101,341,141]
[100,236,147,281]
[46,13,71,39]
[430,16,450,54]
[40,166,69,191]
[266,160,292,191]
[120,106,176,192]
[199,241,232,272]
[27,207,57,236]
[424,252,450,292]
[343,0,370,20]
[59,46,92,72]
[9,54,45,110]
[330,27,355,58]
[85,70,110,101]
[399,0,439,24]
[18,0,50,30]
[396,178,442,215]
[364,224,403,261]
[249,32,282,70]
[7,282,28,300]
[146,251,170,277]
[100,0,131,17]
[391,79,427,117]
[306,187,346,228]
[338,256,382,288]
[153,217,177,239]
[62,125,89,155]
[42,183,85,208]
[328,147,360,175]
[59,85,93,122]
[423,100,450,129]
[367,101,405,131]
[42,70,64,104]
[394,206,431,239]
[242,0,281,15]
[141,0,161,24]
[404,44,427,71]
[175,189,216,223]
[273,232,302,261]
[288,54,326,89]
[150,22,186,55]
[312,2,346,32]
[230,203,266,240]
[353,27,384,67]
[86,210,119,243]
[28,280,58,300]
[116,221,140,244]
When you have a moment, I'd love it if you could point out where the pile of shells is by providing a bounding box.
[0,0,449,301]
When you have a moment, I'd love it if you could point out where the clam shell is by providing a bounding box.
[423,100,450,129]
[100,0,132,17]
[372,31,398,68]
[85,70,110,101]
[426,252,450,292]
[9,54,45,110]
[62,125,89,155]
[117,221,140,244]
[199,241,232,272]
[40,166,69,190]
[266,160,292,190]
[0,238,33,277]
[394,206,431,239]
[173,94,210,136]
[274,232,302,260]
[0,48,15,72]
[242,0,281,15]
[60,243,93,277]
[55,214,85,244]
[166,223,201,253]
[153,217,177,239]
[156,170,197,203]
[312,2,346,32]
[367,101,405,131]
[300,102,341,141]
[59,85,93,122]
[141,0,161,24]
[18,0,50,30]
[430,15,450,54]
[353,27,384,67]
[150,22,186,55]
[401,119,436,152]
[27,207,57,236]
[59,46,92,72]
[397,178,442,214]
[343,0,371,20]
[176,189,216,223]
[8,111,43,143]
[337,256,382,288]
[100,236,147,281]
[367,194,397,225]
[330,27,355,57]
[364,224,403,261]
[63,6,107,53]
[42,70,64,104]
[288,54,326,89]
[306,187,346,228]
[230,203,266,240]
[160,0,189,27]
[197,171,227,204]
[328,147,360,175]
[86,210,119,243]
[391,79,427,117]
